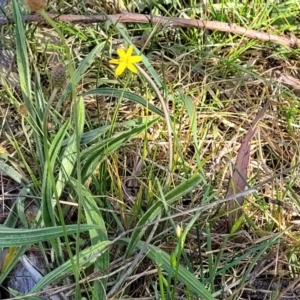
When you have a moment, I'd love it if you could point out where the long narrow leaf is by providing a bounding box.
[56,43,105,110]
[40,118,70,226]
[120,239,214,300]
[0,224,98,247]
[81,118,158,182]
[11,0,32,113]
[0,160,28,185]
[56,99,85,198]
[29,241,110,293]
[48,120,70,166]
[0,246,27,285]
[125,174,202,257]
[72,181,109,298]
[82,88,176,122]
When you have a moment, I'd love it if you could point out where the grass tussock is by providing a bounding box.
[1,0,300,299]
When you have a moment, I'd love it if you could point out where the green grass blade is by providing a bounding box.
[40,120,70,226]
[3,197,21,228]
[41,165,55,227]
[0,224,98,247]
[72,181,109,298]
[29,241,110,293]
[125,174,202,257]
[208,236,279,281]
[62,124,110,146]
[56,42,106,110]
[82,88,174,122]
[49,120,70,166]
[0,160,28,185]
[120,238,214,300]
[56,125,82,198]
[0,246,27,285]
[81,118,158,182]
[11,0,32,113]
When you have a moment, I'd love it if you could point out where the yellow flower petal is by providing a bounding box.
[127,63,138,74]
[117,48,126,59]
[110,45,142,76]
[109,59,122,65]
[129,55,142,63]
[115,62,127,76]
[126,45,134,57]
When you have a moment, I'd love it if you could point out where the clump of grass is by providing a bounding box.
[1,0,300,299]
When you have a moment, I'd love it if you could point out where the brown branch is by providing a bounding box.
[1,12,298,48]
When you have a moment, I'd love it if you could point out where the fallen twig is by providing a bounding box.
[0,12,299,48]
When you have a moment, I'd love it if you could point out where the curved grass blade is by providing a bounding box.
[125,174,202,257]
[81,118,158,182]
[29,241,110,294]
[0,159,28,186]
[63,124,110,147]
[119,238,214,300]
[3,191,27,228]
[71,180,109,299]
[0,246,27,285]
[82,88,178,123]
[0,224,98,247]
[56,43,105,110]
[48,120,70,165]
[56,98,85,198]
[41,120,70,227]
[208,235,279,281]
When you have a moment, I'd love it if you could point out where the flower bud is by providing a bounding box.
[19,104,28,116]
[175,224,182,239]
[25,0,46,12]
[51,63,66,88]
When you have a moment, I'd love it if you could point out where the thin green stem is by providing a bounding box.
[137,65,173,189]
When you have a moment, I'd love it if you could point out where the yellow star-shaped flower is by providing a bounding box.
[109,45,142,76]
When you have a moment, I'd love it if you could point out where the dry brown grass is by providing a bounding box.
[1,0,300,298]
